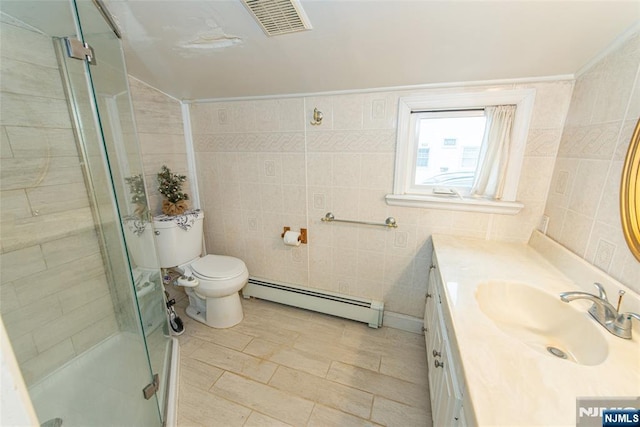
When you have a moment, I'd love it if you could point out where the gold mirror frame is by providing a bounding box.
[621,119,640,262]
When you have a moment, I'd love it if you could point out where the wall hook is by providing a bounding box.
[310,108,323,126]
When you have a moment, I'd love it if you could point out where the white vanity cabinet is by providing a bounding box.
[424,254,468,426]
[427,233,640,425]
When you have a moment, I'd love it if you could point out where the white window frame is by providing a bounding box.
[386,89,536,214]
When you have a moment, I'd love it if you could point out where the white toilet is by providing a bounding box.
[153,210,248,328]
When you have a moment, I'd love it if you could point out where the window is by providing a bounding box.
[461,146,481,169]
[442,138,457,147]
[387,89,536,214]
[416,147,430,167]
[413,110,485,192]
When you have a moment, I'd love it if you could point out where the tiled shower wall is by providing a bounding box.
[545,30,640,293]
[190,80,573,318]
[0,21,117,385]
[128,77,190,216]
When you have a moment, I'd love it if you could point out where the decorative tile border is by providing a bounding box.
[194,130,397,153]
[307,130,396,152]
[525,128,563,157]
[194,132,305,152]
[558,122,621,159]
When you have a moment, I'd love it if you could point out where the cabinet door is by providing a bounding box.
[426,262,443,421]
[424,264,438,364]
[424,265,438,334]
[427,252,468,426]
[433,341,463,427]
[428,316,444,402]
[426,257,465,426]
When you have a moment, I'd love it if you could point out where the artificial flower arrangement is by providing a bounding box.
[157,165,189,215]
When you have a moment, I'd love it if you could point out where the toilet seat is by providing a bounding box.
[188,254,249,301]
[191,255,247,281]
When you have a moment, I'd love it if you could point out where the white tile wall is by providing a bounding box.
[545,29,640,294]
[191,79,574,318]
[41,35,626,328]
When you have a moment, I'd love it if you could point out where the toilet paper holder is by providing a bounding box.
[281,227,307,244]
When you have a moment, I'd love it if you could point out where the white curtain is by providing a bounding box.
[470,105,516,199]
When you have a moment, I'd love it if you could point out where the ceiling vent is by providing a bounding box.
[242,0,312,36]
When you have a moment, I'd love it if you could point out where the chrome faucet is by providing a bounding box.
[560,283,640,339]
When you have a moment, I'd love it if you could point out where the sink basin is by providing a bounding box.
[475,281,608,365]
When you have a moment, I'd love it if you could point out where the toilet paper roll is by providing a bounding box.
[283,230,301,247]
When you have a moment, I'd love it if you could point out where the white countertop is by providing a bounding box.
[432,233,640,426]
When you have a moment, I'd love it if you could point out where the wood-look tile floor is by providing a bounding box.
[173,295,431,427]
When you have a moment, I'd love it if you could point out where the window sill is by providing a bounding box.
[385,194,524,215]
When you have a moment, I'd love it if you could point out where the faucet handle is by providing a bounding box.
[593,282,608,301]
[624,312,640,322]
[614,312,640,339]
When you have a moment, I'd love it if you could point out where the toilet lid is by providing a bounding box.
[191,255,246,280]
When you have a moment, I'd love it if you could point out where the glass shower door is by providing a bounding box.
[56,0,172,423]
[0,0,170,425]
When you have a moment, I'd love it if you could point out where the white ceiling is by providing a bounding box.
[5,1,639,101]
[101,0,640,101]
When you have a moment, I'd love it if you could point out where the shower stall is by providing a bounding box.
[0,0,177,425]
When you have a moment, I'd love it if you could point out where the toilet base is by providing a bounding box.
[184,291,243,329]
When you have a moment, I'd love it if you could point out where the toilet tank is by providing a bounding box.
[123,220,159,269]
[153,210,204,268]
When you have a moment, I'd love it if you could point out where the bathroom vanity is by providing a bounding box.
[425,255,471,425]
[425,232,640,426]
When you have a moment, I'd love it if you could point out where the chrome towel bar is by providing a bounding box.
[320,212,398,228]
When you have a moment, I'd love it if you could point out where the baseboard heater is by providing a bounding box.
[242,277,384,328]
